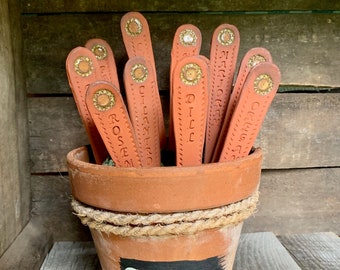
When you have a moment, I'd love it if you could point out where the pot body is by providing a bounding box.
[67,146,262,269]
[91,224,243,270]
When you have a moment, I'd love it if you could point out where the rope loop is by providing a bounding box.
[72,190,259,237]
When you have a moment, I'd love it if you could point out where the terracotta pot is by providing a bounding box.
[67,146,262,270]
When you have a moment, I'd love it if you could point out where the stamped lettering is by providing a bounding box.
[124,58,160,167]
[107,113,136,167]
[229,101,261,159]
[86,82,142,167]
[219,62,280,161]
[173,56,208,166]
[205,24,240,163]
[138,84,153,165]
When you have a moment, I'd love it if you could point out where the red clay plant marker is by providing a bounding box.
[204,24,240,163]
[65,46,108,164]
[85,38,120,91]
[121,11,166,149]
[123,56,161,167]
[86,81,142,168]
[65,12,272,270]
[172,56,209,166]
[219,61,281,162]
[168,24,202,152]
[212,47,272,162]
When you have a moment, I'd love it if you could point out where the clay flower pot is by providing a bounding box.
[67,146,262,270]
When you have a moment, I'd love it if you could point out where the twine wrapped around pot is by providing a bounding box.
[72,190,259,237]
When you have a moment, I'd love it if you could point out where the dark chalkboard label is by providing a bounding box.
[120,256,225,269]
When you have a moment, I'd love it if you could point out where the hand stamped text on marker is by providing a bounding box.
[108,113,136,167]
[185,93,196,142]
[137,84,153,166]
[211,49,230,126]
[228,101,261,160]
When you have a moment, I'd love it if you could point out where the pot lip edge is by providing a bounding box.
[66,146,262,175]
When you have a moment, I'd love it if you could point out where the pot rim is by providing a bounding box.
[67,146,262,213]
[67,146,262,175]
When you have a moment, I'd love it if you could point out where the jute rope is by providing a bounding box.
[72,190,259,237]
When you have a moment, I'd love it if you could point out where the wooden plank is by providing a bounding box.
[23,13,116,95]
[21,0,340,13]
[31,175,92,242]
[28,97,89,173]
[256,93,340,169]
[28,93,340,173]
[278,232,340,270]
[8,0,31,233]
[22,13,340,95]
[243,168,340,235]
[40,242,100,270]
[0,217,53,270]
[233,232,300,269]
[0,0,30,257]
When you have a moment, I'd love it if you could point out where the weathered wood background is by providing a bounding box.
[21,0,340,244]
[0,0,30,258]
[23,12,340,172]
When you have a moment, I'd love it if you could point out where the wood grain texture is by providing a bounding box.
[234,232,300,270]
[8,0,31,231]
[243,168,340,235]
[28,93,340,173]
[278,232,340,270]
[40,242,100,270]
[28,97,89,173]
[21,0,340,13]
[0,217,53,270]
[0,0,30,256]
[255,93,340,169]
[22,13,340,95]
[31,175,92,242]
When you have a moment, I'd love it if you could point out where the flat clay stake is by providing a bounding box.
[212,47,272,162]
[85,38,120,92]
[123,56,161,167]
[168,24,202,152]
[204,24,240,163]
[172,56,209,166]
[65,46,108,164]
[121,12,166,149]
[86,81,142,168]
[219,61,281,162]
